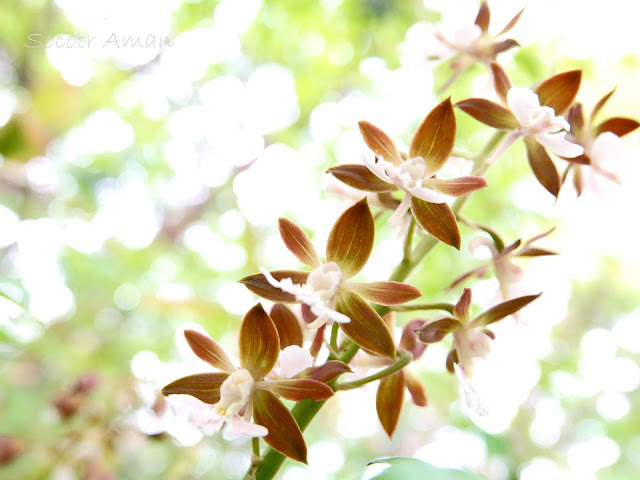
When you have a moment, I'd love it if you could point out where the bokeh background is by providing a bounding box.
[1,0,640,479]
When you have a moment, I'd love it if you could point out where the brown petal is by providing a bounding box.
[474,2,491,32]
[595,117,640,137]
[278,218,321,269]
[471,293,542,327]
[376,370,405,438]
[490,62,512,105]
[404,370,429,406]
[326,198,374,279]
[309,323,326,358]
[497,8,525,35]
[409,97,456,175]
[184,330,236,373]
[238,304,280,380]
[535,70,582,115]
[476,224,505,252]
[453,288,472,321]
[252,389,307,464]
[240,270,309,303]
[259,378,334,402]
[296,360,352,383]
[399,319,428,360]
[411,197,461,250]
[455,98,518,129]
[567,103,585,136]
[335,290,396,358]
[415,317,462,343]
[347,281,422,306]
[591,87,616,121]
[428,176,488,197]
[448,266,489,289]
[327,164,396,192]
[561,153,591,165]
[358,121,402,164]
[525,137,561,197]
[518,247,557,257]
[446,348,459,373]
[161,373,229,404]
[573,165,585,197]
[270,304,304,349]
[489,38,520,56]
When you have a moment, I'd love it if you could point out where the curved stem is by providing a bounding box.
[334,350,412,391]
[390,302,455,314]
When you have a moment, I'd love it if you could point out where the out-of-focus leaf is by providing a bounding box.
[471,293,542,327]
[183,330,236,373]
[278,218,321,269]
[409,97,456,174]
[326,198,374,279]
[595,117,640,137]
[414,317,461,343]
[253,390,307,464]
[368,457,486,480]
[258,378,333,402]
[161,373,229,404]
[270,304,304,349]
[376,371,405,438]
[348,281,422,305]
[411,197,461,249]
[336,289,396,358]
[456,98,518,129]
[525,137,561,197]
[327,164,396,192]
[238,304,280,381]
[240,270,309,303]
[535,70,582,115]
[358,121,402,164]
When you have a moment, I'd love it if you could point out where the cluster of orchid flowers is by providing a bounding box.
[160,1,638,474]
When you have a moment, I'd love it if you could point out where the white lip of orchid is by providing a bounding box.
[434,24,483,56]
[506,86,584,158]
[215,368,254,418]
[275,345,314,379]
[453,327,491,378]
[259,265,350,330]
[453,363,489,417]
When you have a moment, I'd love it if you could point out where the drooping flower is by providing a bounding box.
[456,62,584,197]
[561,89,639,195]
[415,288,540,378]
[162,304,338,463]
[241,199,422,358]
[328,98,487,249]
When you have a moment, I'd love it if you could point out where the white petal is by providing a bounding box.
[535,132,584,158]
[388,194,412,226]
[406,184,447,203]
[259,267,306,300]
[362,155,394,184]
[469,236,498,257]
[506,87,542,128]
[453,363,489,417]
[279,345,313,378]
[589,132,625,165]
[223,415,268,441]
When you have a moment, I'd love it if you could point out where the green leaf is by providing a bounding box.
[368,457,486,480]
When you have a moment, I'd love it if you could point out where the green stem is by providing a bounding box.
[334,350,412,391]
[403,216,416,261]
[390,302,455,314]
[330,322,339,354]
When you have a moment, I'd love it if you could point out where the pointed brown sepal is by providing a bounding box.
[489,38,520,56]
[456,98,518,129]
[428,176,488,197]
[591,87,616,121]
[327,164,396,192]
[411,197,461,250]
[239,304,280,381]
[404,370,428,406]
[595,117,640,137]
[535,70,582,115]
[518,247,557,257]
[410,97,456,175]
[347,281,422,306]
[415,317,462,344]
[471,293,542,327]
[572,165,585,197]
[258,378,334,402]
[525,137,561,197]
[358,121,403,164]
[326,198,374,279]
[240,270,309,303]
[567,103,585,136]
[446,348,459,373]
[448,266,489,290]
[490,62,512,105]
[376,370,405,438]
[184,330,236,373]
[474,2,491,32]
[252,389,308,464]
[278,218,321,269]
[270,304,304,349]
[309,323,326,358]
[398,319,427,360]
[296,360,352,383]
[453,288,472,321]
[335,289,396,358]
[161,372,229,404]
[498,7,525,35]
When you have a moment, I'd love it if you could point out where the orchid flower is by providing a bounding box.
[457,63,585,197]
[328,98,487,250]
[415,289,540,378]
[561,89,639,195]
[241,199,422,358]
[449,228,556,300]
[162,304,339,463]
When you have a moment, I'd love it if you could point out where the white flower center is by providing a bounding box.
[306,262,342,301]
[215,369,254,417]
[397,157,428,187]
